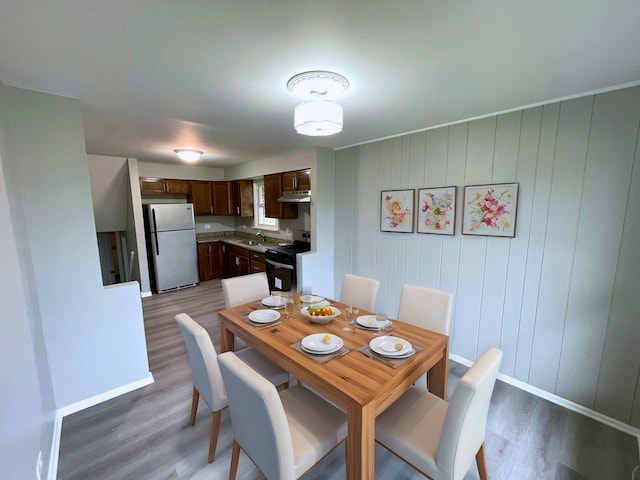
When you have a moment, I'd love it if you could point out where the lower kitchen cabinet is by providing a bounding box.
[249,251,266,273]
[197,242,222,280]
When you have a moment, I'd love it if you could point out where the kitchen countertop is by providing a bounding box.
[196,232,291,254]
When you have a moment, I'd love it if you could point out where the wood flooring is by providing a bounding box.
[57,280,640,480]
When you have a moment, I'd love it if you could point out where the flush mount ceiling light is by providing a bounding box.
[287,70,350,136]
[174,149,203,162]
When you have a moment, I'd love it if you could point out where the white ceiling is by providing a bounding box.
[1,1,639,168]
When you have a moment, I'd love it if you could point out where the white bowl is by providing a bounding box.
[300,306,341,324]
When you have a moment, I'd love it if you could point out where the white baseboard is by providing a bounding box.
[48,372,154,480]
[449,353,640,441]
[141,290,152,298]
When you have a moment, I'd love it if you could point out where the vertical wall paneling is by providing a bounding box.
[335,86,640,426]
[514,103,559,379]
[501,107,543,375]
[556,88,639,407]
[477,112,521,357]
[529,96,593,392]
[334,148,357,291]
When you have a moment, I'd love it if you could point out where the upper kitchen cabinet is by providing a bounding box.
[282,169,310,192]
[190,181,214,215]
[212,181,233,215]
[232,179,254,217]
[140,177,190,195]
[264,173,298,219]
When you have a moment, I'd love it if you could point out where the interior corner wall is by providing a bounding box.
[126,158,151,295]
[1,86,151,410]
[334,85,640,428]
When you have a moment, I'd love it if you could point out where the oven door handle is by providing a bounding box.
[266,258,294,270]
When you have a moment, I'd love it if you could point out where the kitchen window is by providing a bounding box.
[254,180,278,231]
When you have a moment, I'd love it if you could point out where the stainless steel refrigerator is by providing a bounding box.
[147,203,199,293]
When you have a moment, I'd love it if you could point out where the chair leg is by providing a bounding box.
[229,439,240,480]
[189,387,199,426]
[208,410,222,463]
[476,443,488,480]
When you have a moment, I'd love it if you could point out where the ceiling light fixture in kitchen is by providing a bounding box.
[174,149,203,162]
[287,70,349,137]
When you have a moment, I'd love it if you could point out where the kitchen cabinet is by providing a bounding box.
[197,241,222,281]
[190,181,214,215]
[212,181,233,215]
[249,250,266,273]
[264,173,298,219]
[282,169,310,192]
[140,177,190,195]
[232,179,254,217]
[226,244,250,277]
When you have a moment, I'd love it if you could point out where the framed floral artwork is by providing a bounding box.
[417,186,457,235]
[380,189,414,233]
[462,183,518,237]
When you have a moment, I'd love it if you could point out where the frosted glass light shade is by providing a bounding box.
[294,101,343,136]
[174,149,203,162]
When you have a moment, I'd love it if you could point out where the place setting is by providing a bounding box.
[245,309,282,328]
[257,291,287,309]
[359,335,421,368]
[354,312,397,334]
[291,333,351,364]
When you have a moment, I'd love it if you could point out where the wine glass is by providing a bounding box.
[374,312,388,336]
[350,306,359,326]
[282,294,294,320]
[342,306,353,331]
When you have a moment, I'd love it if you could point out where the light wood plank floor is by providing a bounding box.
[58,280,639,479]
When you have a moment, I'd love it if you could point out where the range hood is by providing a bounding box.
[278,190,311,203]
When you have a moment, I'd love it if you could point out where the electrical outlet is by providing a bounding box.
[204,224,211,230]
[36,451,43,480]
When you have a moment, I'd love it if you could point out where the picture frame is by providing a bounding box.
[380,189,414,233]
[462,183,518,237]
[417,186,457,235]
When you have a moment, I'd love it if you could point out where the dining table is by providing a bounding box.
[218,294,449,480]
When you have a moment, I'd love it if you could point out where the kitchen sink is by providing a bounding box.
[236,239,263,246]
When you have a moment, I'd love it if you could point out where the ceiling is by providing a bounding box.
[1,1,639,168]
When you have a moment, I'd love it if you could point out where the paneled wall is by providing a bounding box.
[334,86,640,427]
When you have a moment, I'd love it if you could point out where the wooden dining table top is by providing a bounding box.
[218,294,449,480]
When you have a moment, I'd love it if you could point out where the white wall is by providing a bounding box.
[0,85,56,480]
[87,154,129,232]
[334,86,640,427]
[1,86,151,415]
[138,161,224,181]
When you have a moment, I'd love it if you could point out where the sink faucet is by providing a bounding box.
[255,229,266,244]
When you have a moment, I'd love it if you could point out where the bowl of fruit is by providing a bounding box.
[300,305,341,324]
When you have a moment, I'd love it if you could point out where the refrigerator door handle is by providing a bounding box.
[151,208,159,254]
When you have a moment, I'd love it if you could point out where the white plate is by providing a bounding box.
[248,309,281,324]
[356,315,391,329]
[370,336,413,357]
[300,294,325,304]
[301,333,343,354]
[261,296,285,308]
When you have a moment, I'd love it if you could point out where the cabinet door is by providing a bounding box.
[282,172,297,191]
[296,169,311,191]
[210,242,222,278]
[221,243,231,278]
[212,181,233,215]
[250,251,266,273]
[165,179,190,195]
[191,181,213,216]
[233,180,254,217]
[140,177,166,194]
[229,253,250,276]
[197,243,212,281]
[264,174,298,219]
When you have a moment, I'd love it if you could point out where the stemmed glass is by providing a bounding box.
[342,306,354,331]
[374,312,388,336]
[282,294,294,320]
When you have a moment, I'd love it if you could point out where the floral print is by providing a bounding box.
[417,187,456,235]
[464,186,515,235]
[381,190,413,232]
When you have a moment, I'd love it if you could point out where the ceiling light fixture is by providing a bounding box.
[174,149,203,162]
[287,70,349,137]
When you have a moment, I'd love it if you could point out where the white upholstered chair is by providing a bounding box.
[221,271,271,350]
[221,271,271,309]
[218,351,348,480]
[339,273,380,312]
[397,284,453,391]
[376,348,503,480]
[175,313,289,463]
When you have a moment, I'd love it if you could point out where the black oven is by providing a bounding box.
[265,238,310,292]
